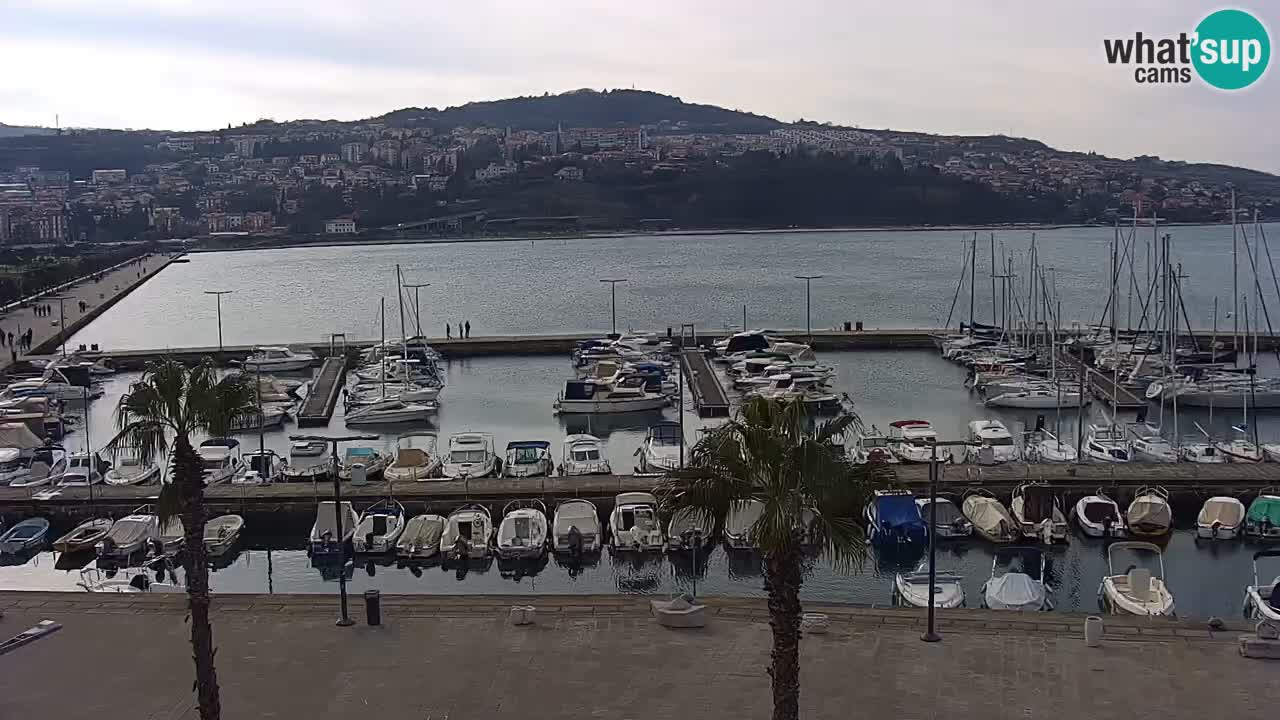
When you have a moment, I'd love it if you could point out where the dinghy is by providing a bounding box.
[309,500,358,558]
[552,499,602,555]
[1243,550,1280,621]
[1196,496,1246,540]
[352,498,406,553]
[495,500,549,560]
[0,517,50,554]
[1126,486,1172,537]
[981,546,1050,611]
[1098,541,1175,616]
[396,514,445,560]
[962,490,1019,543]
[52,518,113,553]
[203,515,244,557]
[894,560,965,609]
[1072,491,1126,538]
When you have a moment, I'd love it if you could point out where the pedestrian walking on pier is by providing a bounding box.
[6,332,13,347]
[446,324,451,339]
[465,321,471,339]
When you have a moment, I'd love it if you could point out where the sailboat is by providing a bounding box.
[1216,295,1262,463]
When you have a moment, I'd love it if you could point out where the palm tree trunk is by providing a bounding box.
[174,435,222,720]
[764,550,803,720]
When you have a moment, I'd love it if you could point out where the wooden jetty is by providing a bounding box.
[680,348,730,417]
[1087,367,1147,411]
[296,356,347,426]
[5,463,1280,518]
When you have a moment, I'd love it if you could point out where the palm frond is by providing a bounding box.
[188,360,256,438]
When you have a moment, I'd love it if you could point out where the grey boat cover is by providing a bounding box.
[985,574,1045,610]
[0,422,43,450]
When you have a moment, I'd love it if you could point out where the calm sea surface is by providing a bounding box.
[4,350,1280,618]
[68,224,1280,351]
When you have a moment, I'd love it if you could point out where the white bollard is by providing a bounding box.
[1084,616,1104,647]
[801,613,829,634]
[509,605,536,626]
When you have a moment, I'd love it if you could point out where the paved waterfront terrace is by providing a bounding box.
[0,592,1273,719]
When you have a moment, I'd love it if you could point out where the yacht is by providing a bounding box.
[965,419,1019,464]
[352,498,407,553]
[1098,542,1175,617]
[237,449,285,485]
[346,381,441,408]
[636,421,682,473]
[442,432,498,479]
[1127,423,1177,463]
[745,374,841,412]
[344,398,435,425]
[495,499,550,560]
[1083,424,1131,463]
[58,451,109,486]
[1072,491,1126,538]
[1,368,96,402]
[554,378,669,414]
[241,346,315,372]
[984,384,1087,409]
[197,440,245,485]
[440,504,493,563]
[561,434,612,475]
[887,420,941,464]
[608,492,665,551]
[502,440,555,478]
[383,433,441,482]
[552,499,603,555]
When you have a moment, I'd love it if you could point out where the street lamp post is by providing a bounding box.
[289,432,378,627]
[919,438,976,643]
[47,296,69,358]
[203,290,233,356]
[794,275,822,341]
[599,279,628,336]
[402,283,430,338]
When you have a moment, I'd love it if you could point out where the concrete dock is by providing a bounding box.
[0,254,170,375]
[0,591,1271,720]
[680,348,731,417]
[297,356,347,426]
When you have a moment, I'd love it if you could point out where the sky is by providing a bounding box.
[3,0,1277,172]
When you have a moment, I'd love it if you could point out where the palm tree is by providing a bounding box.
[656,397,889,720]
[104,357,256,720]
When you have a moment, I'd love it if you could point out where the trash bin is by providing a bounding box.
[364,589,381,626]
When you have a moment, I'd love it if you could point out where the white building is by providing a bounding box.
[474,161,517,183]
[91,169,127,185]
[325,218,356,234]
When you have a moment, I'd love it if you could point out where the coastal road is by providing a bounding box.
[0,254,168,374]
[0,592,1273,719]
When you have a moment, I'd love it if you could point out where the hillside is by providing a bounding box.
[0,122,54,138]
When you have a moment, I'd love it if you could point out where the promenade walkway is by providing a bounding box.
[0,592,1273,719]
[0,254,167,374]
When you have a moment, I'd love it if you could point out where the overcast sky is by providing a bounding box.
[3,1,1276,171]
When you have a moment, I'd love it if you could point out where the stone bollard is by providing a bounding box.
[509,605,537,626]
[801,613,829,634]
[1084,616,1104,647]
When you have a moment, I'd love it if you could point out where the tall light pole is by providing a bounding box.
[794,275,822,341]
[599,279,628,336]
[402,283,431,338]
[920,438,976,643]
[289,432,378,627]
[48,295,69,357]
[203,290,233,356]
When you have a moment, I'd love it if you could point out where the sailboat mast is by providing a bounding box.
[968,233,976,334]
[380,297,387,397]
[990,233,997,327]
[1232,188,1239,351]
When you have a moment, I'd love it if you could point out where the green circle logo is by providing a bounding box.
[1192,9,1270,90]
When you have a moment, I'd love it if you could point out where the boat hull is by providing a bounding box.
[556,397,669,413]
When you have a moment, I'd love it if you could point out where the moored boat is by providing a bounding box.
[894,560,965,609]
[1010,482,1068,543]
[309,500,358,558]
[1243,550,1280,621]
[552,499,603,555]
[1072,491,1126,538]
[981,546,1051,611]
[495,499,549,560]
[441,503,494,563]
[962,490,1019,543]
[397,514,446,560]
[1196,496,1246,540]
[1098,541,1175,617]
[0,517,50,554]
[352,498,406,553]
[203,515,244,557]
[53,517,113,553]
[561,434,611,475]
[1245,490,1280,539]
[442,432,498,479]
[502,440,555,478]
[384,433,442,482]
[609,492,664,551]
[96,506,159,559]
[1126,486,1172,537]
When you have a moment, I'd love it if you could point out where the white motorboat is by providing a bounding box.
[503,440,555,478]
[442,432,498,479]
[383,433,441,482]
[916,496,973,538]
[1196,496,1246,539]
[290,439,327,458]
[887,420,941,464]
[53,518,113,553]
[104,455,160,486]
[554,378,669,414]
[1126,486,1172,537]
[561,434,611,475]
[1180,441,1226,464]
[352,498,406,553]
[1127,423,1177,463]
[441,503,493,562]
[962,490,1019,543]
[77,567,183,593]
[982,546,1051,611]
[0,517,50,554]
[745,374,842,412]
[1243,550,1280,621]
[609,492,665,551]
[1,368,98,402]
[666,507,709,551]
[637,421,682,473]
[7,448,68,488]
[228,405,289,433]
[725,500,765,550]
[156,516,184,555]
[344,398,435,425]
[58,451,109,486]
[237,449,285,485]
[849,427,898,464]
[338,446,389,482]
[1010,483,1068,543]
[241,346,315,372]
[552,499,603,555]
[396,514,446,560]
[1072,491,1126,538]
[496,499,549,560]
[203,515,244,557]
[96,507,159,559]
[310,500,358,558]
[984,386,1087,409]
[1083,424,1131,463]
[198,440,245,485]
[1098,541,1175,617]
[894,560,965,609]
[965,419,1019,464]
[346,381,441,408]
[1024,430,1077,463]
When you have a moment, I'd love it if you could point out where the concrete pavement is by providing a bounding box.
[0,592,1274,719]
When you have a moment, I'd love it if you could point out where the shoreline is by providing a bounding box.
[184,219,1258,254]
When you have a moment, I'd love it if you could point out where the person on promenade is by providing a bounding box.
[465,321,471,338]
[446,324,451,339]
[7,332,13,347]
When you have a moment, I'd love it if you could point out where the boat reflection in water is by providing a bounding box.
[558,409,666,440]
[613,553,664,593]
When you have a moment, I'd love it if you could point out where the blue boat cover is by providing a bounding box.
[876,494,922,530]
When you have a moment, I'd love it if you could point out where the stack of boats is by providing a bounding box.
[717,331,841,412]
[344,339,444,425]
[555,337,675,414]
